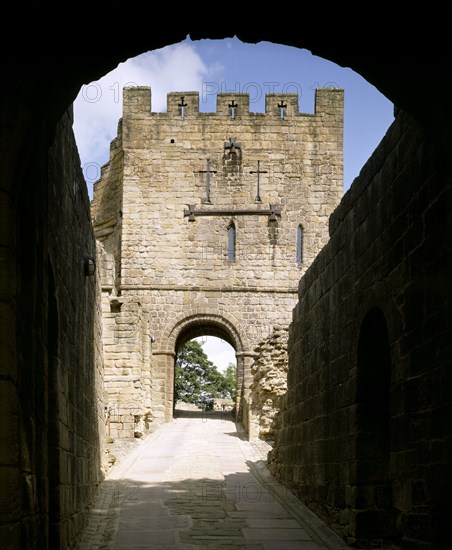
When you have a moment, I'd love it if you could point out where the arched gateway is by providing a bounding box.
[93,86,343,436]
[158,311,248,420]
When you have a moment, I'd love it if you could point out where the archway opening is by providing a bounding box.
[195,335,237,375]
[354,307,396,544]
[174,333,237,418]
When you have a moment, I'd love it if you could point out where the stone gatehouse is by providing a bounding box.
[92,86,343,436]
[2,26,451,550]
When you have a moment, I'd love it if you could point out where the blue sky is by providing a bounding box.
[73,35,394,370]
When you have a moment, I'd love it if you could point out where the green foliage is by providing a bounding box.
[174,340,236,409]
[223,363,237,400]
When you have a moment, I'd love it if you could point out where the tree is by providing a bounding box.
[223,363,237,400]
[174,340,236,409]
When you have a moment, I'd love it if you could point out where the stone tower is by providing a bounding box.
[92,86,343,437]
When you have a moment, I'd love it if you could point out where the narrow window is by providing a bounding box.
[297,224,304,265]
[227,221,236,261]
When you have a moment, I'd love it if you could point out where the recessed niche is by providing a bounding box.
[110,301,122,313]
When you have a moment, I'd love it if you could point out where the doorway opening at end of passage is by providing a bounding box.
[174,336,237,419]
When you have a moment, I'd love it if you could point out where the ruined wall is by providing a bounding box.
[268,111,452,549]
[93,86,343,432]
[245,325,289,441]
[91,118,124,294]
[0,111,105,550]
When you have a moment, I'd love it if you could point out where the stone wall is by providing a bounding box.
[93,87,343,432]
[47,113,106,548]
[212,398,235,412]
[268,110,452,548]
[245,325,289,441]
[0,111,105,550]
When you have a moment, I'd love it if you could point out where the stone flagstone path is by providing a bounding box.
[78,409,350,550]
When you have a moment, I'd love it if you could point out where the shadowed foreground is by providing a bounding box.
[78,409,349,550]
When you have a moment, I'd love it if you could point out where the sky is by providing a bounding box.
[72,35,394,372]
[193,337,235,373]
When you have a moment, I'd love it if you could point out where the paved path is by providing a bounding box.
[78,410,350,550]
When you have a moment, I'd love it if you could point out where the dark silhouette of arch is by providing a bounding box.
[1,22,451,550]
[355,307,396,544]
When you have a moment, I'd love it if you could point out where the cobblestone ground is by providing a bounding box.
[78,409,350,550]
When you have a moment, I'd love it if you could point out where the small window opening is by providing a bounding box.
[297,224,304,265]
[227,222,236,261]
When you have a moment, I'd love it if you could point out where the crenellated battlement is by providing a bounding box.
[122,86,343,118]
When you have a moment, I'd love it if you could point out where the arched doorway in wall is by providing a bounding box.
[354,307,396,545]
[5,25,447,550]
[171,315,243,419]
[174,335,236,416]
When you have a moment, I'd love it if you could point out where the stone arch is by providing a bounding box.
[356,307,391,462]
[353,306,397,544]
[167,311,246,355]
[153,310,252,421]
[354,280,403,347]
[1,23,451,550]
[17,27,447,144]
[346,280,403,544]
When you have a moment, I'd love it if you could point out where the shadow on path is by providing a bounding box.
[78,414,350,550]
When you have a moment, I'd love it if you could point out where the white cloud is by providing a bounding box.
[194,337,236,372]
[73,40,216,196]
[73,41,234,367]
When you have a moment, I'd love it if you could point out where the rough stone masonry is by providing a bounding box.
[91,87,343,437]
